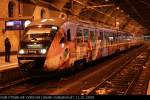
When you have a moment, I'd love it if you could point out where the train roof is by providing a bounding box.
[27,18,132,35]
[28,18,66,27]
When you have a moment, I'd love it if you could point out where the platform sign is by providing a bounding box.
[5,20,30,30]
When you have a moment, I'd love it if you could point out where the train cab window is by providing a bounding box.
[76,27,83,43]
[83,29,89,42]
[67,29,71,41]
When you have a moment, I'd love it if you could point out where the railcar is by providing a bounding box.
[17,18,143,75]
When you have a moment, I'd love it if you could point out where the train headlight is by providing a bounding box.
[19,49,25,54]
[40,49,47,54]
[52,26,58,30]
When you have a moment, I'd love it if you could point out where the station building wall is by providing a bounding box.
[0,0,19,55]
[0,0,62,55]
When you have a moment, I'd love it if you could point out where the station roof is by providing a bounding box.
[24,0,150,34]
[115,0,150,34]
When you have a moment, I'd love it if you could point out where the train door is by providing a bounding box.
[75,26,87,61]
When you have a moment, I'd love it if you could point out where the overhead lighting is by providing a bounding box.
[116,7,120,10]
[105,0,109,2]
[41,19,47,22]
[38,25,42,28]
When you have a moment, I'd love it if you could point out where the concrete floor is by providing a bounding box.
[0,55,17,64]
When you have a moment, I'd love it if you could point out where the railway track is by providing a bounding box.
[0,77,43,95]
[0,45,147,95]
[130,52,150,95]
[82,51,149,95]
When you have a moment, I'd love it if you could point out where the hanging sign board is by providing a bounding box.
[5,20,28,30]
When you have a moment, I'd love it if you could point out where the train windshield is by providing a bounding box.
[20,25,58,49]
[22,25,58,41]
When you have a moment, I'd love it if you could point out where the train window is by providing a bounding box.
[117,33,119,41]
[104,31,108,40]
[99,31,103,40]
[109,32,114,44]
[83,29,89,42]
[95,30,98,40]
[90,31,95,42]
[77,28,82,36]
[106,32,111,45]
[113,33,117,43]
[76,27,83,43]
[64,48,69,58]
[67,29,71,41]
[60,37,65,44]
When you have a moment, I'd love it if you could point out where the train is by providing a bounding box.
[17,17,143,76]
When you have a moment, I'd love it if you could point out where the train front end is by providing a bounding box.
[17,21,58,75]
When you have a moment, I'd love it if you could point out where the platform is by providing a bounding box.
[0,55,18,71]
[0,55,24,84]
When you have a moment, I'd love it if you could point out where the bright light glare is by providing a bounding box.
[61,43,65,48]
[24,20,31,27]
[41,19,47,22]
[38,25,42,28]
[116,22,120,25]
[41,19,54,22]
[109,37,113,40]
[40,49,47,54]
[19,49,25,54]
[52,26,58,30]
[116,7,120,10]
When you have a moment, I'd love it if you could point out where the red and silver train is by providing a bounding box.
[17,18,143,75]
